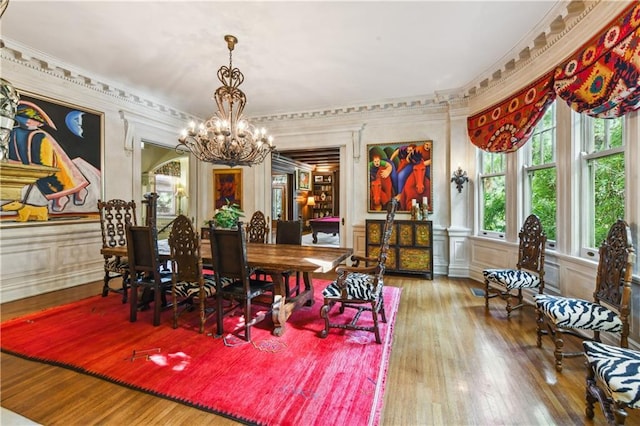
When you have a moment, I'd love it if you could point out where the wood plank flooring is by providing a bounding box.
[1,275,618,425]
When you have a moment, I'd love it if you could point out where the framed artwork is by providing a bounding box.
[314,175,323,183]
[2,90,103,223]
[367,140,433,213]
[154,175,175,216]
[296,168,311,191]
[213,168,242,210]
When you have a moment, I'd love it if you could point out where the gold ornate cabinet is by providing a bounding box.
[365,219,433,279]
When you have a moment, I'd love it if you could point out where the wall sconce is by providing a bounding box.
[451,166,469,193]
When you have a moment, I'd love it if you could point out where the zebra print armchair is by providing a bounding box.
[483,214,547,318]
[319,198,397,344]
[583,341,640,425]
[535,220,635,372]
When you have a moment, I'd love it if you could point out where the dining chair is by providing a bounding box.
[208,222,273,342]
[168,214,218,333]
[126,224,172,326]
[483,214,547,318]
[246,210,269,244]
[583,340,640,425]
[98,198,137,303]
[319,198,398,344]
[276,217,303,297]
[535,220,635,372]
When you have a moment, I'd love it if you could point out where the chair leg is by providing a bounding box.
[102,269,111,297]
[484,279,490,310]
[379,297,387,323]
[319,300,333,338]
[172,284,179,329]
[153,284,162,327]
[121,273,129,304]
[129,282,138,323]
[536,308,544,348]
[244,298,252,342]
[553,328,564,372]
[371,300,381,344]
[199,286,206,334]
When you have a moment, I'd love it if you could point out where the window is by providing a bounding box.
[524,102,557,244]
[579,115,625,253]
[479,151,506,236]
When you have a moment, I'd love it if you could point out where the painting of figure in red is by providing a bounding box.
[367,141,432,213]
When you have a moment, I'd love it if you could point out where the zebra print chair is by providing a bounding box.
[319,198,397,344]
[168,214,221,333]
[584,341,640,425]
[535,220,635,372]
[483,214,546,318]
[98,198,137,302]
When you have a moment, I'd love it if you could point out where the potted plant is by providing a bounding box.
[212,199,244,229]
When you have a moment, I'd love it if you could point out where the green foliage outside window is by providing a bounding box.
[529,168,556,241]
[482,175,505,232]
[592,153,624,246]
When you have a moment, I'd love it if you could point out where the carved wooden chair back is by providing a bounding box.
[246,210,269,244]
[168,214,216,333]
[97,198,137,302]
[535,219,635,371]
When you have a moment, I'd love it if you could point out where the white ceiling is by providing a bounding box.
[1,1,562,119]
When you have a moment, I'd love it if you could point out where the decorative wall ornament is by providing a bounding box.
[451,166,469,193]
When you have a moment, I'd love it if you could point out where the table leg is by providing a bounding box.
[312,231,318,243]
[271,271,315,337]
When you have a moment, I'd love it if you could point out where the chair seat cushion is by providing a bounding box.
[483,268,540,290]
[105,256,128,273]
[322,272,382,301]
[173,275,233,298]
[583,341,640,409]
[535,294,622,332]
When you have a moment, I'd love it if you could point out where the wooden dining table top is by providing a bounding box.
[101,241,353,274]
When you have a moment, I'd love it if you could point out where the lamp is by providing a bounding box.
[177,35,275,168]
[306,196,316,207]
[175,184,187,215]
[451,166,469,193]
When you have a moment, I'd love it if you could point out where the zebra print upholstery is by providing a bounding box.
[584,340,640,425]
[172,275,233,298]
[535,294,623,332]
[483,269,541,289]
[319,198,397,344]
[484,214,546,318]
[535,220,635,372]
[322,272,383,301]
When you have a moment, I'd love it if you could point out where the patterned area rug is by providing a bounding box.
[1,281,400,426]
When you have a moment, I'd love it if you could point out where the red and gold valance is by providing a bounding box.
[467,72,556,153]
[554,2,640,118]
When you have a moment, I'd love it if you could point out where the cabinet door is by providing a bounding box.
[398,247,431,272]
[414,222,432,247]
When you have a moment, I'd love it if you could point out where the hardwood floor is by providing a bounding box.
[1,275,616,425]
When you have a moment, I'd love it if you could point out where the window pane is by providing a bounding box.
[529,168,556,241]
[591,152,625,246]
[482,175,506,232]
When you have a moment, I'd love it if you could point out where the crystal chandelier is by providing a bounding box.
[177,35,275,167]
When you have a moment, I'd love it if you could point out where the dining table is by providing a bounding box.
[101,241,353,337]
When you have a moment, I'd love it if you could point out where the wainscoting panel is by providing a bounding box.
[0,221,103,302]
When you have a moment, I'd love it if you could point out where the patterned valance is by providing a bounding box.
[554,2,640,118]
[467,72,556,153]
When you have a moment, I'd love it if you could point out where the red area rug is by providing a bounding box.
[1,280,401,426]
